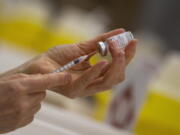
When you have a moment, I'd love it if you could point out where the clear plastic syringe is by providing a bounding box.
[52,55,88,73]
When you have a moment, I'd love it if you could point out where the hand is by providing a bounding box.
[0,73,70,133]
[12,29,137,98]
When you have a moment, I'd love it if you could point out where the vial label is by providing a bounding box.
[106,32,133,49]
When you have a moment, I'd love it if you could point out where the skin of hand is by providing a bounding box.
[0,73,70,134]
[1,29,138,98]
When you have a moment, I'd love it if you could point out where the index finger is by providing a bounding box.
[21,73,71,93]
[77,28,125,54]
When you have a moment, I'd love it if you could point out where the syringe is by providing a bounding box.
[52,55,88,73]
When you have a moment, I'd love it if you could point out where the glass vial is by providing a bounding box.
[97,32,134,56]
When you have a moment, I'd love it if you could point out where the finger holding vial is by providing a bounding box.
[86,40,126,93]
[85,31,138,93]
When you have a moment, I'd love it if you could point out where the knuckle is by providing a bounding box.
[30,62,41,70]
[30,56,48,72]
[22,102,29,110]
[113,48,123,57]
[116,50,122,57]
[15,73,28,78]
[9,82,24,94]
[81,76,90,85]
[17,102,29,114]
[35,73,43,77]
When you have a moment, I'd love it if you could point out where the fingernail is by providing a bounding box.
[110,40,118,49]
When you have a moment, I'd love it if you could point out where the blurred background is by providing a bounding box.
[0,0,180,135]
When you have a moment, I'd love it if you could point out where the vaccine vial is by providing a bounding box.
[97,32,134,56]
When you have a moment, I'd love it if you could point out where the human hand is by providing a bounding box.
[0,73,69,133]
[17,29,138,98]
